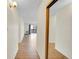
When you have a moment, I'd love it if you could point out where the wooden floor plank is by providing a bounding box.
[48,43,68,59]
[15,34,40,59]
[15,33,68,59]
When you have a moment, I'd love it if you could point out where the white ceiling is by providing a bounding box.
[8,0,42,24]
[16,0,42,24]
[8,0,72,24]
[50,0,72,16]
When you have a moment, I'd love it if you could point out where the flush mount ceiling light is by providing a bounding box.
[9,1,17,8]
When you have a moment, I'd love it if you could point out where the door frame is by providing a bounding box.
[45,0,58,59]
[29,24,31,34]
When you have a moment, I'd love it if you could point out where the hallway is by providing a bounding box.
[15,33,68,59]
[15,34,40,59]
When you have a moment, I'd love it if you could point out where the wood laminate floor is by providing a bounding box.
[15,33,68,59]
[48,43,68,59]
[15,34,40,59]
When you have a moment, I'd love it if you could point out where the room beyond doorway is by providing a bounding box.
[24,24,37,35]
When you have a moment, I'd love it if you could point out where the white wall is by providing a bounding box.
[55,4,72,59]
[37,0,52,59]
[49,15,56,43]
[19,17,24,42]
[37,1,46,59]
[7,8,19,59]
[7,7,24,59]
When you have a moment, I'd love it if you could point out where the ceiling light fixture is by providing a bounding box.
[9,1,17,8]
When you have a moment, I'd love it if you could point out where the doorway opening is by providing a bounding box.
[45,0,68,59]
[45,0,58,59]
[24,24,37,35]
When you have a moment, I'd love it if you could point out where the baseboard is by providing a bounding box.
[55,47,68,59]
[14,46,18,59]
